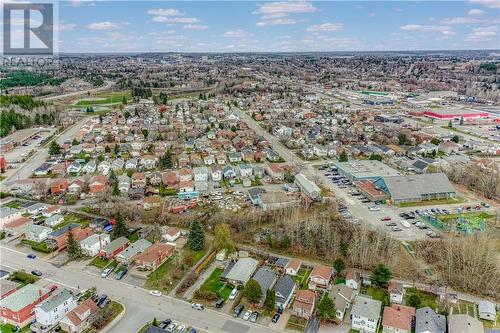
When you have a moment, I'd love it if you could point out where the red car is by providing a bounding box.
[381,216,392,221]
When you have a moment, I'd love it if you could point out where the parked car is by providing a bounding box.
[31,270,42,276]
[149,290,162,297]
[272,314,281,323]
[243,310,252,321]
[215,298,224,308]
[392,227,402,232]
[188,328,197,333]
[191,303,204,310]
[166,322,178,332]
[98,299,111,308]
[101,268,113,278]
[381,216,392,221]
[27,253,36,259]
[233,304,244,317]
[385,222,397,227]
[229,288,238,300]
[161,319,172,329]
[369,206,381,211]
[177,325,186,332]
[250,311,259,323]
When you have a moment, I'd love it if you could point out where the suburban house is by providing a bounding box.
[382,304,416,333]
[0,207,22,227]
[79,234,111,257]
[211,166,222,182]
[59,298,99,333]
[351,295,382,333]
[116,239,152,265]
[45,214,64,227]
[132,173,146,189]
[346,269,361,290]
[99,236,129,259]
[221,257,259,285]
[2,217,31,237]
[331,283,355,321]
[134,242,174,270]
[89,176,107,194]
[0,284,50,325]
[265,163,284,181]
[68,179,85,195]
[285,259,301,276]
[415,307,446,333]
[163,227,181,242]
[275,258,290,275]
[193,166,209,182]
[50,179,69,196]
[292,289,316,319]
[388,281,404,304]
[42,205,61,217]
[478,300,496,322]
[274,275,296,311]
[34,288,77,329]
[25,224,52,243]
[27,203,49,215]
[448,314,484,333]
[117,175,131,193]
[47,224,93,252]
[308,264,332,290]
[253,268,278,304]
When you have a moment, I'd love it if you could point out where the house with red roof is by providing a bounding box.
[134,242,174,270]
[382,304,416,333]
[308,264,332,290]
[59,298,99,333]
[292,290,316,319]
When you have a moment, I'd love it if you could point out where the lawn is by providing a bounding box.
[9,270,39,285]
[21,239,52,253]
[363,286,388,302]
[199,268,234,300]
[56,214,91,230]
[293,267,312,289]
[93,301,124,330]
[4,201,21,209]
[90,257,115,269]
[0,324,31,333]
[399,197,466,207]
[404,288,439,311]
[128,232,139,243]
[75,93,131,106]
[286,315,308,332]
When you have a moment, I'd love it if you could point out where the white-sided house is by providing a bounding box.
[82,161,96,174]
[42,206,61,218]
[35,288,77,329]
[285,259,301,276]
[0,207,22,227]
[351,295,382,333]
[27,203,49,215]
[346,269,361,290]
[388,281,404,304]
[239,164,253,178]
[117,175,131,193]
[125,158,138,170]
[163,227,181,242]
[193,166,209,182]
[25,224,52,242]
[80,234,111,257]
[211,166,222,182]
[97,161,111,175]
[204,155,215,165]
[141,156,157,170]
[66,162,82,174]
[45,214,64,227]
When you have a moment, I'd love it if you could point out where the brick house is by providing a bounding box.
[292,290,316,319]
[0,285,51,326]
[50,179,69,196]
[99,236,129,259]
[134,242,174,270]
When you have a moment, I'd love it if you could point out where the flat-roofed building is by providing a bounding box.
[334,160,400,182]
[294,173,321,200]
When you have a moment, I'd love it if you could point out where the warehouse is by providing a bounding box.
[374,173,456,204]
[294,173,321,201]
[334,160,400,182]
[423,109,489,120]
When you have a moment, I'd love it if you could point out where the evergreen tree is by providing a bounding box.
[370,263,392,288]
[265,289,275,311]
[187,221,205,251]
[111,213,128,240]
[338,151,348,162]
[243,279,262,304]
[447,120,453,128]
[317,295,336,322]
[333,258,345,275]
[67,228,82,260]
[122,96,127,105]
[49,141,61,155]
[459,117,464,125]
[408,293,422,308]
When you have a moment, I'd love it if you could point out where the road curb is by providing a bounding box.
[100,301,126,333]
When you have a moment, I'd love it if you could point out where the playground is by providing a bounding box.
[424,212,494,235]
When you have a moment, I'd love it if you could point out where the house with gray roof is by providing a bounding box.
[45,214,64,227]
[415,307,446,333]
[274,275,296,310]
[351,295,382,333]
[253,267,278,303]
[221,257,259,285]
[331,283,355,321]
[116,239,152,264]
[25,224,52,243]
[294,173,321,200]
[35,288,77,328]
[448,314,484,333]
[0,284,50,325]
[478,300,497,322]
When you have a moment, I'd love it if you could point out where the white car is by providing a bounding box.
[149,290,162,297]
[191,303,204,310]
[400,220,411,228]
[177,324,186,332]
[368,206,381,211]
[101,268,112,278]
[243,310,252,321]
[229,288,238,300]
[166,323,178,331]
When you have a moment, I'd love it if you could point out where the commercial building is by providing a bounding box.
[335,160,400,182]
[375,173,456,204]
[375,114,404,124]
[423,109,489,120]
[294,173,321,200]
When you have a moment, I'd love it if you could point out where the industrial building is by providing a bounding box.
[423,109,489,120]
[334,160,400,182]
[294,173,321,201]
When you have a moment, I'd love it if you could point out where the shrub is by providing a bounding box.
[194,289,218,301]
[176,273,198,295]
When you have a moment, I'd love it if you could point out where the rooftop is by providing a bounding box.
[37,288,73,312]
[0,284,49,312]
[335,160,400,179]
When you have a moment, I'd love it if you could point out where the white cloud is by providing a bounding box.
[468,0,500,8]
[261,13,289,19]
[86,22,121,30]
[400,24,451,32]
[152,16,200,24]
[223,29,248,38]
[468,8,485,16]
[59,23,76,31]
[147,8,185,16]
[465,25,498,41]
[440,17,482,24]
[256,18,297,26]
[442,30,457,36]
[306,22,344,32]
[253,1,316,15]
[183,24,208,30]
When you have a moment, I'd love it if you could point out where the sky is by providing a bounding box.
[3,0,500,53]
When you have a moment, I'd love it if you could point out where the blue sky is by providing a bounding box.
[52,0,500,52]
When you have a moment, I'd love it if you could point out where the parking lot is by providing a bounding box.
[1,127,55,164]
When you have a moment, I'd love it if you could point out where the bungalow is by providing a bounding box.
[27,203,49,215]
[48,224,93,252]
[2,217,31,237]
[274,275,296,311]
[45,214,64,227]
[308,265,332,290]
[0,284,50,326]
[66,162,82,174]
[351,295,382,333]
[34,288,77,329]
[265,163,284,181]
[163,227,181,242]
[68,179,85,195]
[134,242,174,270]
[143,196,162,210]
[116,239,152,265]
[34,163,51,176]
[25,224,52,242]
[211,166,222,182]
[382,304,415,333]
[346,269,361,290]
[0,207,22,227]
[415,307,446,333]
[89,175,107,194]
[59,298,99,333]
[331,283,355,321]
[99,236,129,259]
[285,259,301,276]
[79,234,111,257]
[253,268,278,304]
[221,257,259,285]
[292,290,316,319]
[50,179,69,196]
[132,172,146,189]
[178,180,195,193]
[388,281,404,304]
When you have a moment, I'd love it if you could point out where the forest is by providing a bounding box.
[0,71,65,90]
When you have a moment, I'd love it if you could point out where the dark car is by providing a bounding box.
[99,299,111,308]
[272,314,281,323]
[27,253,36,259]
[97,294,108,305]
[215,298,224,308]
[160,319,172,329]
[233,304,244,317]
[31,270,42,276]
[188,329,197,333]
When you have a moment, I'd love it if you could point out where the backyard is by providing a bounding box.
[404,288,440,312]
[198,268,234,300]
[293,267,312,290]
[286,315,308,332]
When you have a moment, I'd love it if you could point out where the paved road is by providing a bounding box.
[41,81,113,101]
[0,245,279,333]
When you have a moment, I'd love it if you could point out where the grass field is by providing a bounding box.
[90,257,116,269]
[399,197,466,207]
[4,201,21,209]
[0,324,32,333]
[404,288,439,311]
[75,93,131,106]
[293,267,312,289]
[199,268,234,300]
[363,286,388,302]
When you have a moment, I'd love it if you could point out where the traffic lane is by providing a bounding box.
[0,245,275,333]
